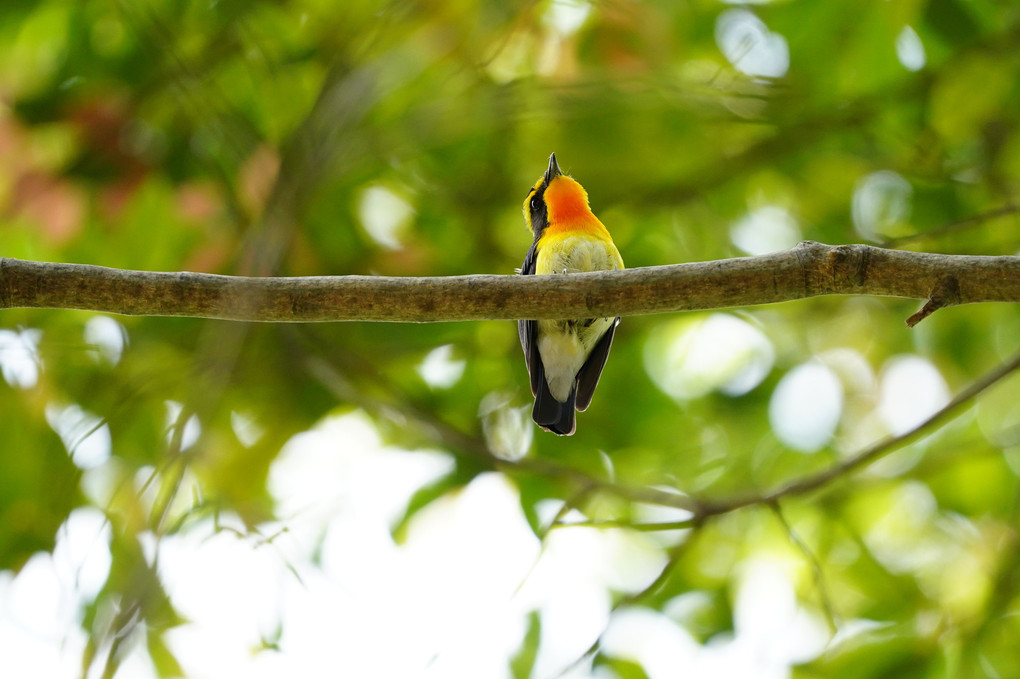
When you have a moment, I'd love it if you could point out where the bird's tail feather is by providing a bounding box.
[533,379,576,436]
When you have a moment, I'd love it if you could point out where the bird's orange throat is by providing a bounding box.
[543,176,609,236]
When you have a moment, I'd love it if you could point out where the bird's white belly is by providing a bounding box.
[537,316,615,401]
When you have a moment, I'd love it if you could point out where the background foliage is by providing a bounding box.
[2,0,1020,677]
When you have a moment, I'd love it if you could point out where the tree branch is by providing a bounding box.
[2,241,1019,322]
[542,346,1020,521]
[879,203,1020,248]
[693,346,1020,518]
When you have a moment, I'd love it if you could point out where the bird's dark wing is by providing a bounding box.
[574,317,619,412]
[533,380,575,436]
[518,242,543,397]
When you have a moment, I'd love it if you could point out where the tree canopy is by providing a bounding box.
[1,1,1019,677]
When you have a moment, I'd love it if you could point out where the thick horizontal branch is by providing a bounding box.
[2,242,1019,322]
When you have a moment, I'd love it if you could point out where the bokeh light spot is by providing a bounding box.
[545,0,592,36]
[769,361,844,452]
[644,314,775,400]
[730,205,801,256]
[852,170,913,241]
[716,9,790,78]
[878,355,949,435]
[84,315,126,365]
[0,328,43,389]
[357,184,415,250]
[417,344,466,389]
[896,26,926,72]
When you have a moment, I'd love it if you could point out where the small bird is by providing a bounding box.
[518,153,624,435]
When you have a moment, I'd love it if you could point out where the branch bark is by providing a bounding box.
[2,241,1018,322]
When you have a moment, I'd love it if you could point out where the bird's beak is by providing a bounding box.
[544,153,562,183]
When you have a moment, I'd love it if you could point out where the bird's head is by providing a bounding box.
[522,153,592,235]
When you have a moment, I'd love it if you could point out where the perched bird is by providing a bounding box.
[518,153,624,435]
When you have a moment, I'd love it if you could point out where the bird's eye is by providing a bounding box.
[530,196,540,211]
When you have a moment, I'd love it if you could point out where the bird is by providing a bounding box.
[518,153,624,436]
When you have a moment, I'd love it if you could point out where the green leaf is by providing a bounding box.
[148,629,185,679]
[509,610,541,679]
[0,389,82,571]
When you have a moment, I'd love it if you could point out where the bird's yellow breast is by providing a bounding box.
[535,228,624,275]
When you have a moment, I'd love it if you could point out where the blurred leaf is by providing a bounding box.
[796,623,928,679]
[0,388,82,571]
[147,629,185,679]
[509,610,541,679]
[596,655,650,679]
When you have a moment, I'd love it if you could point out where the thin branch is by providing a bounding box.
[552,518,699,532]
[3,242,1019,322]
[694,346,1020,518]
[538,490,595,540]
[617,536,697,608]
[151,405,196,534]
[880,203,1020,248]
[295,328,702,511]
[296,322,1020,520]
[771,502,837,634]
[553,529,701,678]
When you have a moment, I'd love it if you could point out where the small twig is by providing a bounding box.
[300,326,1020,522]
[552,529,702,678]
[881,203,1020,248]
[619,537,697,608]
[906,274,961,327]
[537,487,595,540]
[551,518,698,532]
[293,325,703,510]
[150,406,196,533]
[771,502,837,634]
[507,490,596,607]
